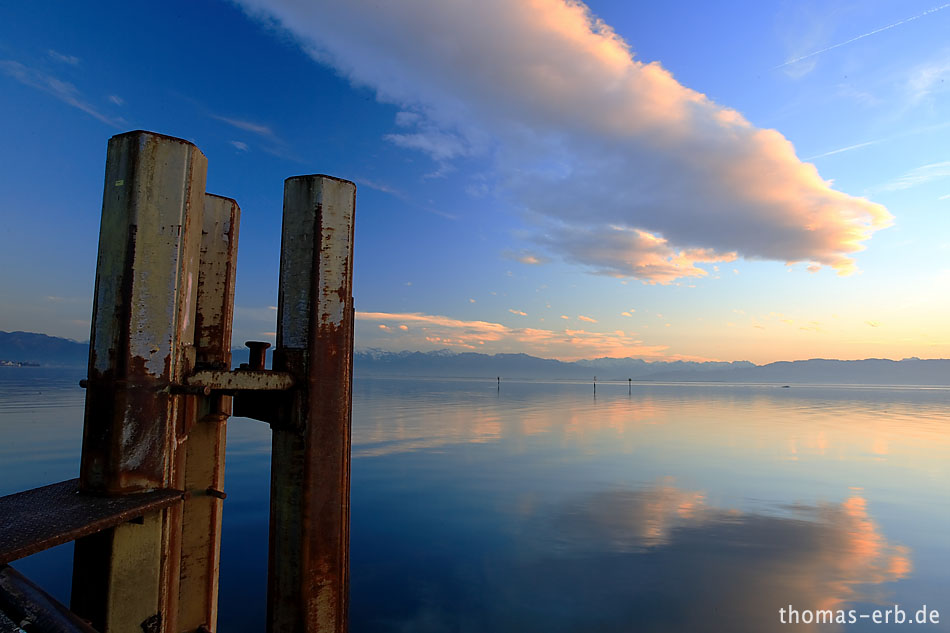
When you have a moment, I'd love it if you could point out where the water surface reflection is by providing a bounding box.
[1,372,948,631]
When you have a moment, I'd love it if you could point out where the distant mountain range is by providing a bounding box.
[355,348,755,380]
[354,349,950,385]
[3,331,949,385]
[0,331,88,366]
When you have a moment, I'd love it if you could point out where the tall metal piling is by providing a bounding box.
[51,132,355,633]
[177,194,240,632]
[268,176,356,633]
[71,131,207,632]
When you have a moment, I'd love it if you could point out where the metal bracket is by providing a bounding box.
[185,369,295,394]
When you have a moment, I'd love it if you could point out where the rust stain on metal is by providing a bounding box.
[72,130,207,632]
[177,192,241,633]
[194,194,240,366]
[187,369,294,393]
[80,131,207,495]
[269,174,355,633]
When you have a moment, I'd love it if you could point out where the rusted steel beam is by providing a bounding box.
[268,175,356,633]
[0,480,185,565]
[0,565,99,633]
[177,194,240,633]
[71,130,207,633]
[186,369,295,393]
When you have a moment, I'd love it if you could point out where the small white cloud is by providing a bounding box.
[509,309,527,316]
[0,60,122,127]
[395,110,423,126]
[231,140,250,152]
[108,94,125,106]
[879,161,950,192]
[465,181,491,197]
[907,57,950,103]
[577,315,597,323]
[212,115,276,138]
[384,130,468,161]
[48,49,79,65]
[504,249,548,265]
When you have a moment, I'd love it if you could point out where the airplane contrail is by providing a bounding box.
[804,140,881,161]
[774,2,950,69]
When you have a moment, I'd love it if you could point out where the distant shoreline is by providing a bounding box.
[3,331,950,386]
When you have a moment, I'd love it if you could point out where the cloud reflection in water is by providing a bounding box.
[357,481,910,632]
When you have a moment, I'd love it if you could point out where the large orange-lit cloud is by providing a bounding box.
[356,310,686,361]
[238,0,892,281]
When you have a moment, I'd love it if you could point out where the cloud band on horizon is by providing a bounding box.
[352,310,719,361]
[237,0,892,282]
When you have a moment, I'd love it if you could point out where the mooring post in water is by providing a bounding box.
[0,131,358,631]
[177,194,240,632]
[268,175,356,633]
[71,131,208,632]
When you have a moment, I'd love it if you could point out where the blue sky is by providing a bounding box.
[1,0,948,363]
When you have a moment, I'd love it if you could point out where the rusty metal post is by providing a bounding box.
[177,194,240,633]
[71,131,207,633]
[268,176,356,632]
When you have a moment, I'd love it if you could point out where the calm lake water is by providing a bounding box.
[2,367,950,631]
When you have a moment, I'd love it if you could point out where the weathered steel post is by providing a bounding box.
[0,131,357,631]
[177,194,240,632]
[268,176,356,633]
[71,131,207,632]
